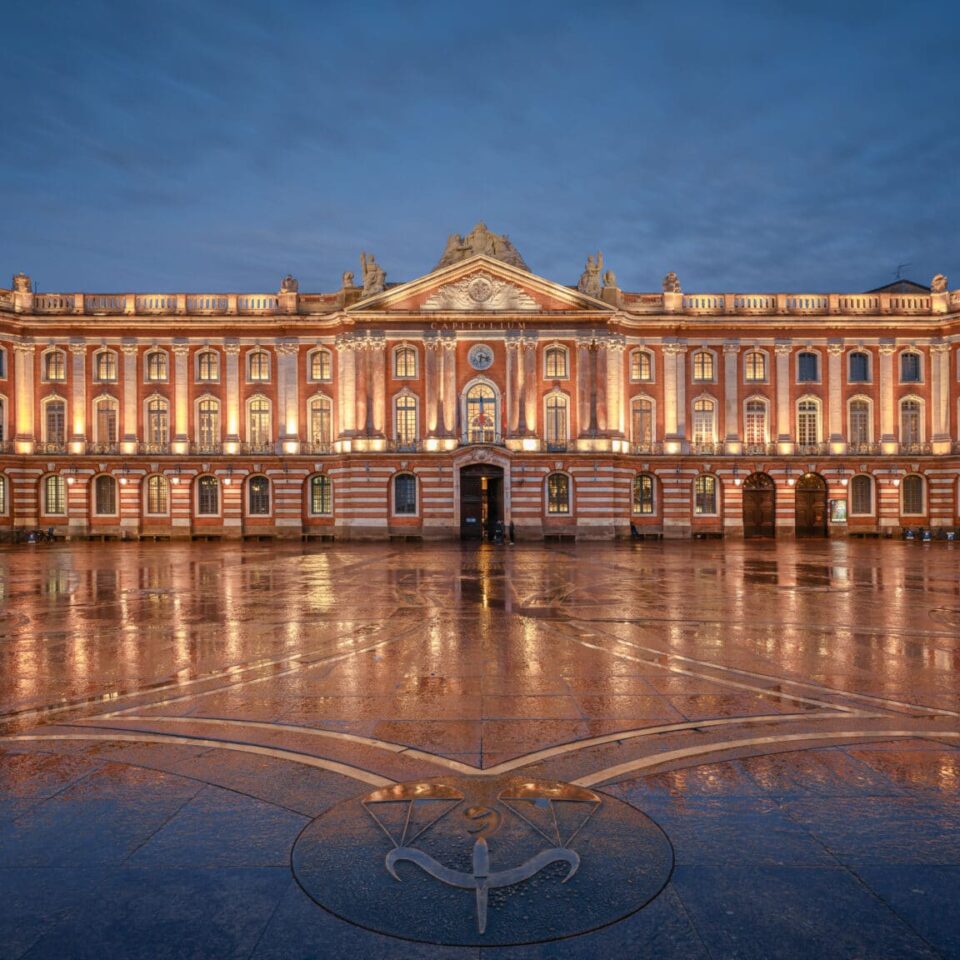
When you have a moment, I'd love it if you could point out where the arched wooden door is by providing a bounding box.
[742,472,775,538]
[795,473,827,538]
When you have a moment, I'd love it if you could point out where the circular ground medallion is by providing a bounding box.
[292,775,673,947]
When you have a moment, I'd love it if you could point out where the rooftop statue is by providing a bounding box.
[434,222,530,271]
[662,271,682,294]
[931,274,948,294]
[577,253,603,298]
[341,270,356,289]
[360,252,386,297]
[12,272,31,293]
[279,274,299,294]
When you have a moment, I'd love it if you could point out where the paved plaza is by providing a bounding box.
[0,539,958,958]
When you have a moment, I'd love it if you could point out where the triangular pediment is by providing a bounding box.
[347,255,613,314]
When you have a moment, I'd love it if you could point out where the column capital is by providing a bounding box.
[14,341,35,356]
[827,341,844,356]
[335,333,355,351]
[274,341,300,356]
[929,340,950,354]
[605,333,626,352]
[172,342,191,358]
[661,342,687,356]
[223,341,241,356]
[723,341,741,354]
[774,342,792,356]
[68,343,88,356]
[122,344,139,357]
[878,341,897,355]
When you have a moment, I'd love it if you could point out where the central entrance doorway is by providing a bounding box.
[742,472,776,538]
[795,472,828,537]
[459,464,504,540]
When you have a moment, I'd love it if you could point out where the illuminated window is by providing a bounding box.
[394,346,417,379]
[692,351,714,382]
[466,383,497,443]
[545,393,568,444]
[44,399,66,445]
[310,396,333,445]
[310,349,332,381]
[797,398,820,445]
[900,399,922,444]
[744,351,766,382]
[632,474,655,515]
[146,397,169,445]
[310,475,332,515]
[0,475,6,514]
[849,399,871,444]
[394,395,418,443]
[248,397,272,446]
[146,475,169,515]
[546,473,570,514]
[95,351,117,382]
[145,351,168,382]
[694,475,717,515]
[0,347,6,379]
[630,350,653,382]
[248,476,270,515]
[44,475,66,515]
[94,397,118,444]
[44,350,66,382]
[247,350,270,382]
[197,350,219,382]
[197,476,219,515]
[744,399,768,445]
[197,398,220,447]
[545,345,568,379]
[692,398,716,444]
[631,397,653,446]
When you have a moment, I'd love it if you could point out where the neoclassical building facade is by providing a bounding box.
[1,226,958,541]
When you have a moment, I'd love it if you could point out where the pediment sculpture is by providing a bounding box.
[422,272,538,311]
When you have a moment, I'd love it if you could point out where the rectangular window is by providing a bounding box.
[547,474,570,514]
[310,475,332,515]
[848,352,869,382]
[694,476,717,515]
[45,402,66,445]
[798,353,819,382]
[632,475,654,514]
[631,351,652,382]
[744,352,766,382]
[394,474,417,514]
[900,353,921,383]
[44,475,66,515]
[849,402,870,444]
[744,401,767,445]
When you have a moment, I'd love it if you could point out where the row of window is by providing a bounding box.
[628,347,928,385]
[6,471,929,522]
[22,344,937,390]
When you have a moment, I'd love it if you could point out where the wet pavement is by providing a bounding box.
[0,539,958,958]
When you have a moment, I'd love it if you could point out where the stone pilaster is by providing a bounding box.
[522,334,538,436]
[441,334,457,436]
[68,343,87,450]
[604,334,625,437]
[14,342,35,451]
[723,342,740,452]
[576,335,592,437]
[930,341,951,452]
[276,340,300,450]
[369,332,386,436]
[172,342,190,452]
[335,334,357,437]
[423,333,440,435]
[662,343,680,445]
[878,341,896,452]
[121,343,139,452]
[224,341,241,446]
[774,342,794,453]
[827,341,845,452]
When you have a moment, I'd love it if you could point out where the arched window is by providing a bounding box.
[196,476,219,515]
[309,349,332,382]
[197,350,219,382]
[850,475,873,515]
[94,396,119,445]
[692,350,714,382]
[145,351,168,382]
[630,349,653,382]
[744,398,768,445]
[465,383,497,444]
[94,475,116,516]
[546,473,570,514]
[393,473,417,515]
[692,398,716,445]
[744,350,766,383]
[94,350,118,382]
[248,476,270,515]
[848,351,870,382]
[43,475,66,515]
[631,397,654,446]
[394,345,417,379]
[901,475,924,515]
[849,398,871,445]
[632,474,655,515]
[545,393,568,445]
[0,475,6,515]
[309,396,333,446]
[694,475,718,515]
[394,394,418,443]
[900,398,922,445]
[44,398,66,446]
[145,475,169,515]
[146,397,169,446]
[247,350,270,382]
[900,351,921,383]
[44,349,66,382]
[797,398,820,445]
[197,397,220,448]
[544,345,568,379]
[248,397,271,446]
[797,351,819,383]
[309,475,332,515]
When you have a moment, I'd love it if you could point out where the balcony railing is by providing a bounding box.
[300,441,335,455]
[35,441,67,454]
[86,442,120,455]
[387,439,423,453]
[461,432,505,447]
[138,442,171,455]
[899,442,932,455]
[631,442,664,455]
[848,442,881,455]
[189,442,223,455]
[240,441,276,455]
[545,441,568,452]
[795,442,830,456]
[689,442,724,455]
[741,442,778,456]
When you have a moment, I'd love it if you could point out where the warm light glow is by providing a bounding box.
[521,436,540,451]
[66,476,75,486]
[223,439,240,455]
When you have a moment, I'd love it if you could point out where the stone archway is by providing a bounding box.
[742,472,775,538]
[795,472,828,538]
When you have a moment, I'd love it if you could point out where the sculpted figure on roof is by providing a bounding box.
[662,271,682,294]
[434,223,530,271]
[931,274,948,294]
[577,253,603,298]
[12,272,31,293]
[360,252,386,297]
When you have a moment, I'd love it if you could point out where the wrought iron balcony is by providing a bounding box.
[689,442,724,455]
[87,442,121,455]
[545,441,568,452]
[630,442,664,455]
[138,442,171,455]
[189,442,223,455]
[240,441,277,455]
[300,441,335,455]
[795,442,829,456]
[848,442,881,455]
[899,442,932,455]
[461,432,505,447]
[741,443,778,456]
[388,439,424,452]
[35,441,67,454]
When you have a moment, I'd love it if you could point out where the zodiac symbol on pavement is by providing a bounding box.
[362,780,602,935]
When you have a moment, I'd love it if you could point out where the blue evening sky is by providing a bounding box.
[1,0,957,295]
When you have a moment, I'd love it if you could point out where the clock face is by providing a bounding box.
[468,344,494,371]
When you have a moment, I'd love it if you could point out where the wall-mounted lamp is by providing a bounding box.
[118,464,130,486]
[64,466,79,486]
[838,465,848,487]
[170,465,181,486]
[786,465,795,486]
[223,466,234,486]
[733,464,741,486]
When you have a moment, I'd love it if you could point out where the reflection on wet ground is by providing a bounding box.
[0,539,958,958]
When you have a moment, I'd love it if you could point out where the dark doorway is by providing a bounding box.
[795,472,827,538]
[742,472,776,538]
[459,464,504,540]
